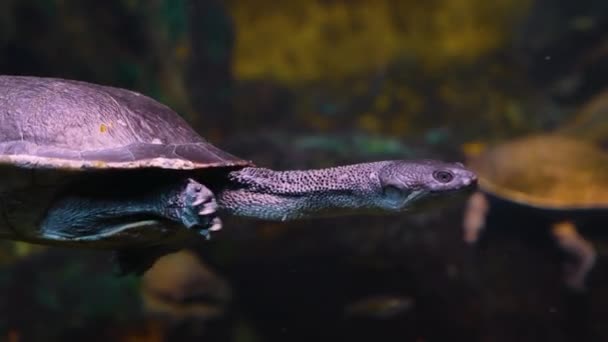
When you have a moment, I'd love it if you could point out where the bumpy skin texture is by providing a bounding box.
[0,75,478,275]
[0,160,475,275]
[218,160,477,221]
[15,176,220,246]
[164,179,221,235]
[0,75,250,273]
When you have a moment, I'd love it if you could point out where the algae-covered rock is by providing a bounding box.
[228,0,530,82]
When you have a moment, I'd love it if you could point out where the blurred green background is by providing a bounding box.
[0,0,607,341]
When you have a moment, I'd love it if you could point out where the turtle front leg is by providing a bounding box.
[462,191,490,243]
[551,221,596,291]
[164,178,222,239]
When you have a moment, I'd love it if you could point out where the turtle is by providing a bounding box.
[0,75,477,274]
[557,88,608,149]
[462,134,608,291]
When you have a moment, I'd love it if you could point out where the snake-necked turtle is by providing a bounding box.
[462,134,608,290]
[0,75,477,274]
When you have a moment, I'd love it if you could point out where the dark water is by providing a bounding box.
[0,1,607,341]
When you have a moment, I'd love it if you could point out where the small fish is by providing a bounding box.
[344,294,414,319]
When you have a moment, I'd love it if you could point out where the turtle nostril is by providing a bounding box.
[462,174,478,187]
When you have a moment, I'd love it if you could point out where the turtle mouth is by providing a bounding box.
[395,179,478,210]
[432,184,477,194]
[424,180,478,207]
[399,189,427,208]
[429,176,478,195]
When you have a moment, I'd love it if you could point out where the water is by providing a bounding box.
[0,0,606,341]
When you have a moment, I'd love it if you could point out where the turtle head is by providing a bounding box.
[219,159,477,220]
[373,160,477,212]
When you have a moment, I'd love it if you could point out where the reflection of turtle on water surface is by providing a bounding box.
[0,75,477,274]
[463,134,608,291]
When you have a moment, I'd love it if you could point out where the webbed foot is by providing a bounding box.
[551,221,596,292]
[170,179,222,239]
[462,191,489,243]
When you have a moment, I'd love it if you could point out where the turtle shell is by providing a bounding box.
[0,75,252,170]
[468,134,608,210]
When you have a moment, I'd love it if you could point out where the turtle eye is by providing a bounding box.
[433,170,454,183]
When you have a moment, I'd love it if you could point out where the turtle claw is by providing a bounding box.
[173,179,222,237]
[199,229,211,240]
[192,197,206,206]
[198,218,223,240]
[199,201,218,215]
[198,217,222,240]
[209,217,222,231]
